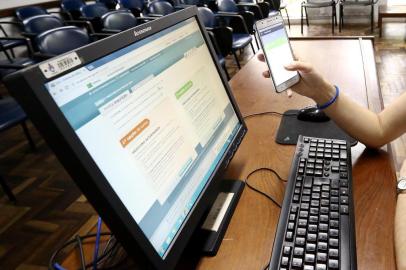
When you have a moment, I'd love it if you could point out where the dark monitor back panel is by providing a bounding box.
[4,7,247,270]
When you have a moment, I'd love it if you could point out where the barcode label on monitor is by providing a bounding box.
[201,192,234,232]
[40,52,82,79]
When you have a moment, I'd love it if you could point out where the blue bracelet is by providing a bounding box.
[317,85,339,110]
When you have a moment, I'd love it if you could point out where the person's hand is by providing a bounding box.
[257,53,336,105]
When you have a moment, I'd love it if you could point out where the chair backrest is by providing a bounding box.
[23,15,64,35]
[217,0,239,13]
[148,0,175,16]
[80,3,110,18]
[97,0,119,9]
[102,10,138,31]
[61,0,87,19]
[180,0,205,5]
[197,7,216,28]
[118,0,145,10]
[35,26,91,56]
[265,0,280,10]
[15,6,48,21]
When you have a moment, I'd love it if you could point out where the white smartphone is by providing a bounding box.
[255,14,300,93]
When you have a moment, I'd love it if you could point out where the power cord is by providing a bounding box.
[244,167,287,209]
[49,227,128,269]
[244,167,288,270]
[243,111,297,120]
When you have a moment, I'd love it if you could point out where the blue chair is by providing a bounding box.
[97,0,119,9]
[265,0,290,28]
[61,0,87,20]
[0,22,26,61]
[0,97,37,202]
[217,0,258,49]
[80,3,110,32]
[101,10,138,32]
[15,6,49,21]
[22,15,65,39]
[35,26,91,56]
[198,6,253,69]
[147,0,175,16]
[0,37,36,79]
[118,0,146,17]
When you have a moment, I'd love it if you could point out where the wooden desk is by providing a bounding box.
[63,38,397,270]
[179,38,396,270]
[378,5,406,37]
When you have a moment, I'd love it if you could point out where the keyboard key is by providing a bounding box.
[340,196,349,205]
[306,243,316,253]
[329,229,339,237]
[329,259,339,269]
[297,228,306,236]
[341,205,349,214]
[330,220,339,228]
[308,224,318,233]
[292,258,303,268]
[318,232,328,241]
[329,248,339,258]
[288,222,295,230]
[281,256,289,266]
[318,242,328,251]
[296,237,306,246]
[283,246,291,256]
[298,219,308,227]
[316,263,326,270]
[329,238,339,247]
[304,265,314,270]
[286,231,293,241]
[294,247,304,257]
[317,252,327,262]
[305,254,315,264]
[307,233,317,242]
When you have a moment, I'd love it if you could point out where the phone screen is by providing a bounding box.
[256,15,298,92]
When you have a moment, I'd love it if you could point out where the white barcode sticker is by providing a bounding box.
[201,192,234,232]
[40,52,82,79]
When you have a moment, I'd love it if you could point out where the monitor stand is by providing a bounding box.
[198,179,245,256]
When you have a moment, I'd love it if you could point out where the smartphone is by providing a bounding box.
[255,14,300,93]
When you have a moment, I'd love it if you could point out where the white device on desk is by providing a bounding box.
[255,14,299,93]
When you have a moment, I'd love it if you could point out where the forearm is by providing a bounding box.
[395,194,406,270]
[311,88,406,148]
[322,93,388,148]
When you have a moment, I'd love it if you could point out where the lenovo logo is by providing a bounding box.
[134,26,152,37]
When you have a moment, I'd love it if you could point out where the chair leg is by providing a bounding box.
[305,7,309,26]
[334,5,337,26]
[0,174,17,203]
[301,5,304,34]
[21,121,36,151]
[371,4,374,33]
[232,51,241,69]
[254,34,259,51]
[331,5,335,34]
[339,4,343,32]
[250,42,255,54]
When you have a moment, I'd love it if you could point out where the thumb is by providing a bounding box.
[284,61,313,73]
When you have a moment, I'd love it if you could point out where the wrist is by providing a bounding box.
[312,83,337,106]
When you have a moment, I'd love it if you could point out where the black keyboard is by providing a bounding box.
[269,135,357,270]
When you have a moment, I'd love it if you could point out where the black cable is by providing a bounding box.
[243,111,297,120]
[49,232,115,270]
[76,235,86,270]
[244,167,286,208]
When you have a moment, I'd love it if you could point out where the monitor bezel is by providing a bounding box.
[5,7,247,270]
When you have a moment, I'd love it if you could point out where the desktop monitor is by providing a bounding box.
[4,7,247,270]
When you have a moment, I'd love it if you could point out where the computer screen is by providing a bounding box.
[5,8,247,269]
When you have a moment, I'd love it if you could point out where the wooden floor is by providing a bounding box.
[0,21,405,269]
